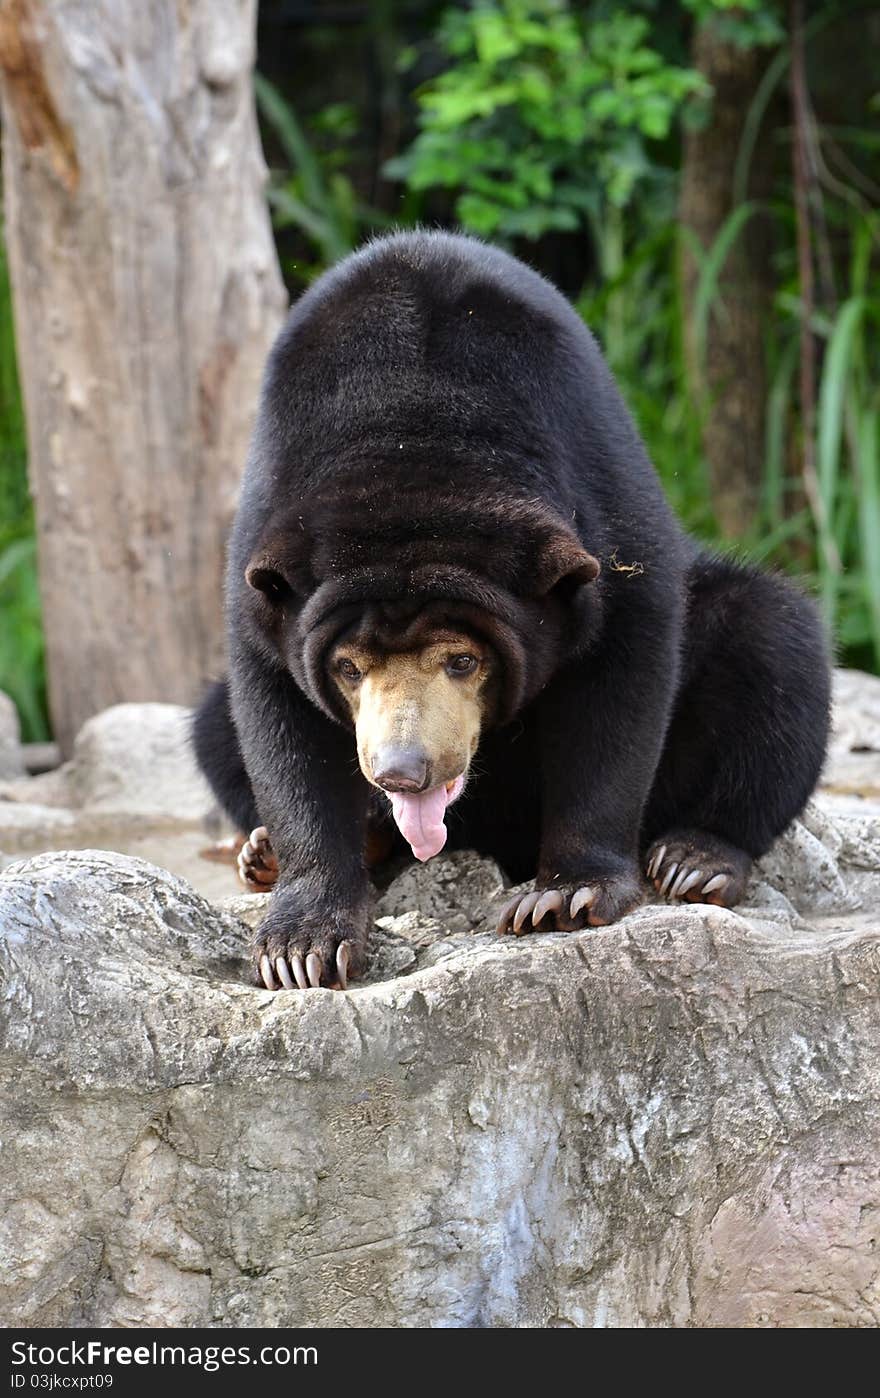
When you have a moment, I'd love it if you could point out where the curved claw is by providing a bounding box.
[275,957,295,990]
[658,861,679,896]
[496,894,522,936]
[532,890,564,927]
[336,941,351,991]
[251,825,269,845]
[670,868,703,899]
[513,890,542,935]
[291,953,308,991]
[259,953,277,991]
[647,844,666,880]
[569,886,596,920]
[305,951,323,988]
[701,873,728,896]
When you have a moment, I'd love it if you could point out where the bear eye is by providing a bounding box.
[338,658,362,683]
[446,653,478,677]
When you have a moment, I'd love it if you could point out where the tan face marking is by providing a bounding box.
[330,633,493,791]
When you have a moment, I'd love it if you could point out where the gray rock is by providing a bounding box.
[0,802,81,854]
[2,842,879,1328]
[375,848,506,932]
[21,742,61,776]
[65,703,214,819]
[218,891,272,931]
[0,691,24,780]
[0,703,214,823]
[824,667,880,797]
[754,813,856,915]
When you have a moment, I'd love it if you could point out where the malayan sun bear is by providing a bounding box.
[193,231,830,991]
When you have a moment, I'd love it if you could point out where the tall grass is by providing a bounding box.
[808,215,880,665]
[578,197,880,676]
[0,230,48,742]
[577,222,716,536]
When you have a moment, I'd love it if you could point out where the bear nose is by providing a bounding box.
[371,746,429,792]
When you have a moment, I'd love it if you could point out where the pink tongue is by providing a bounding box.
[390,781,460,862]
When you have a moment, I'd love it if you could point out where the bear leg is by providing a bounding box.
[192,678,260,836]
[642,553,831,907]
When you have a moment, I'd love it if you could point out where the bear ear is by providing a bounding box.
[245,533,312,605]
[534,532,600,595]
[245,557,294,605]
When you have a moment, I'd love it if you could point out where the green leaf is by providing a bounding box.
[817,297,866,518]
[856,405,880,661]
[473,11,520,68]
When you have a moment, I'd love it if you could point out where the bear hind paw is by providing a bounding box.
[496,871,643,934]
[237,825,279,891]
[646,830,751,907]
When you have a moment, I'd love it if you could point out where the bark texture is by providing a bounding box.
[679,23,774,537]
[0,0,286,752]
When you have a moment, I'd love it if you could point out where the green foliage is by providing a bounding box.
[387,1,705,240]
[0,230,48,742]
[255,74,392,281]
[803,216,880,664]
[589,199,880,673]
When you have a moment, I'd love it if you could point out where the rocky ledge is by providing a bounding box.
[1,783,879,1326]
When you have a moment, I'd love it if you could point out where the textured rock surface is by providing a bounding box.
[63,704,215,819]
[826,668,880,797]
[2,803,879,1328]
[0,691,24,781]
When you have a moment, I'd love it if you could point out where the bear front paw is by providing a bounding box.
[496,870,643,935]
[252,904,367,992]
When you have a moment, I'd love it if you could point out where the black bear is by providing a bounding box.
[194,230,830,992]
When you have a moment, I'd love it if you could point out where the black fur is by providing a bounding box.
[192,679,259,837]
[194,231,830,982]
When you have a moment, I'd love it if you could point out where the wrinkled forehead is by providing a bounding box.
[329,603,487,660]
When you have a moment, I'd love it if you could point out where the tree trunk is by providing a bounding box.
[679,23,774,538]
[0,0,287,753]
